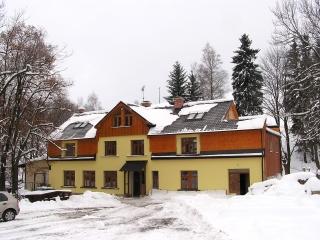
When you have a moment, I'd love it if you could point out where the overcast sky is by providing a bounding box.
[6,0,278,109]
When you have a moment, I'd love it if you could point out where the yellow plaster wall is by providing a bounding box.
[49,135,152,194]
[151,157,262,193]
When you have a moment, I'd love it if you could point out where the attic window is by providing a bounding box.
[73,122,88,129]
[186,112,205,120]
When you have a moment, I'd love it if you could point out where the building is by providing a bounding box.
[47,98,281,196]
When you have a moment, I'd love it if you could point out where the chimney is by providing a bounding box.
[141,100,152,107]
[174,97,184,110]
[78,106,85,113]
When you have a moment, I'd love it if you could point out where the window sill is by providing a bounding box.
[111,126,132,128]
[127,155,147,157]
[101,187,119,190]
[178,153,199,156]
[80,186,97,189]
[61,186,77,188]
[103,155,119,157]
[178,189,199,191]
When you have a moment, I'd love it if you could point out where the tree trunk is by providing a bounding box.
[283,117,291,174]
[11,160,18,194]
[314,144,320,169]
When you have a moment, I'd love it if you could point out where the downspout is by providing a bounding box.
[260,129,264,181]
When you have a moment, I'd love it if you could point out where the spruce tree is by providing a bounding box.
[186,71,202,102]
[165,61,188,104]
[231,34,263,116]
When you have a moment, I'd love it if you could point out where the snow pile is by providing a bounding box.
[131,105,178,134]
[50,110,107,140]
[249,172,320,196]
[20,191,121,212]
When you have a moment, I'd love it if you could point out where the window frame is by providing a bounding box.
[64,170,75,187]
[104,171,117,189]
[0,193,8,202]
[124,114,133,126]
[131,140,144,155]
[181,171,198,191]
[83,171,95,188]
[105,141,117,156]
[64,143,76,157]
[181,137,197,154]
[112,114,121,127]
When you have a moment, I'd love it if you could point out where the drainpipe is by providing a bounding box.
[260,129,264,181]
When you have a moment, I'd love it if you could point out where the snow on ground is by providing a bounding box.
[1,173,320,240]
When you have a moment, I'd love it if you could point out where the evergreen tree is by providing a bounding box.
[231,34,263,116]
[165,61,188,104]
[186,71,202,101]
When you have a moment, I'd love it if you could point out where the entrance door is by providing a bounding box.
[229,170,250,195]
[133,171,141,197]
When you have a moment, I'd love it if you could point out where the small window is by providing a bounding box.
[113,115,121,127]
[105,141,117,156]
[131,140,144,155]
[0,193,8,202]
[181,171,198,190]
[83,171,95,188]
[65,143,76,157]
[125,114,133,126]
[64,171,75,186]
[181,137,197,154]
[104,171,117,188]
[152,171,159,189]
[187,113,197,120]
[195,112,205,119]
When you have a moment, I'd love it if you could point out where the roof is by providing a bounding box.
[120,161,147,171]
[50,110,108,140]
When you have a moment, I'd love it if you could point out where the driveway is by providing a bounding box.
[0,196,229,240]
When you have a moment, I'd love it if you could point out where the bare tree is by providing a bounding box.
[195,43,227,100]
[84,92,102,111]
[0,17,70,193]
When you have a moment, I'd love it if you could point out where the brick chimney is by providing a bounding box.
[78,106,85,113]
[141,100,152,107]
[174,97,184,110]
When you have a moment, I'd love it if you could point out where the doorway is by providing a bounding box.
[133,171,141,197]
[229,169,250,195]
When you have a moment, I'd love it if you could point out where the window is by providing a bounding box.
[152,171,159,189]
[65,143,76,157]
[83,171,95,188]
[181,137,197,154]
[104,171,117,188]
[113,114,121,127]
[105,141,117,156]
[125,114,133,126]
[187,113,197,120]
[181,171,198,190]
[73,122,88,129]
[64,171,75,186]
[186,113,205,120]
[131,140,144,155]
[0,193,8,202]
[195,112,205,119]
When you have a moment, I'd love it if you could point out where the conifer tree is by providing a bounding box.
[165,61,187,104]
[232,34,263,116]
[186,71,202,102]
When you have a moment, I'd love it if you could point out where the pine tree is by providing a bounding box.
[165,61,188,104]
[186,71,202,102]
[231,34,263,116]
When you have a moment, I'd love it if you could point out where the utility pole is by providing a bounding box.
[158,87,160,104]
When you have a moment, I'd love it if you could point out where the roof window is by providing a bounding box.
[73,122,88,129]
[186,112,205,120]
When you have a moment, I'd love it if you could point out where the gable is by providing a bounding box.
[96,102,152,137]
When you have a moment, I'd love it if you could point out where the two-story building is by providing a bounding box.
[47,98,281,196]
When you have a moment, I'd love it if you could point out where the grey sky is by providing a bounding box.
[6,0,278,109]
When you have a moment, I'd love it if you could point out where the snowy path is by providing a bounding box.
[0,195,228,240]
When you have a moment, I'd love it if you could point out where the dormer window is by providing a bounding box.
[186,112,205,120]
[113,114,121,127]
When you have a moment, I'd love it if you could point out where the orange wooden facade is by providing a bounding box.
[96,102,150,138]
[149,135,176,153]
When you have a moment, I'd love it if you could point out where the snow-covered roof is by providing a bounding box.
[50,110,108,140]
[130,103,178,134]
[237,114,278,130]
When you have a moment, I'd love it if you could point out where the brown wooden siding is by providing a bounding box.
[200,130,263,152]
[97,102,150,137]
[47,138,97,158]
[264,132,281,178]
[149,135,176,153]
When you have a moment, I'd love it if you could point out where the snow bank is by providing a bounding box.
[249,172,320,196]
[20,191,122,212]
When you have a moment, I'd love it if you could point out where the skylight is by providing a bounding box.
[186,112,205,120]
[73,122,88,129]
